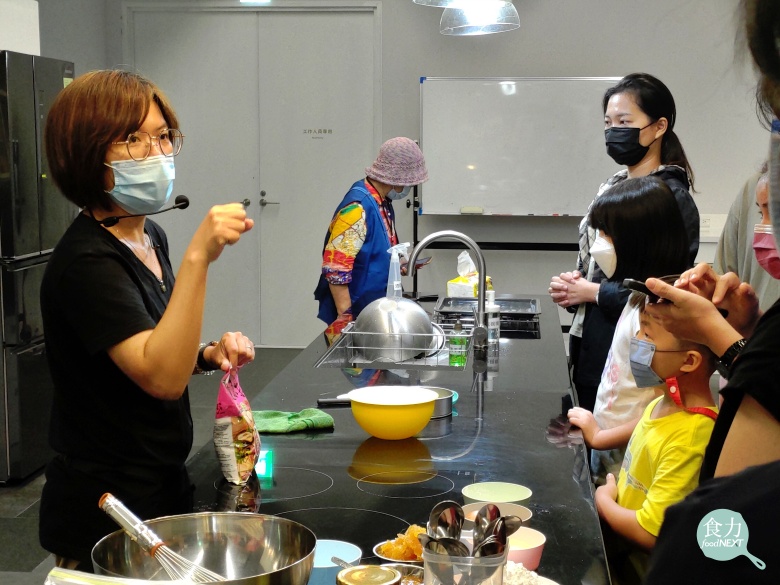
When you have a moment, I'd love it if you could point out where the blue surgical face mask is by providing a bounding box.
[104,154,175,215]
[629,337,665,388]
[387,185,412,201]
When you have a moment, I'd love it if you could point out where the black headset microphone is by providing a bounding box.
[99,195,191,228]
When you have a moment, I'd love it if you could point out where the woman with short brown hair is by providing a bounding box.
[38,69,256,571]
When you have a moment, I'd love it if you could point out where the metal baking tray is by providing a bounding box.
[433,295,541,316]
[432,296,541,338]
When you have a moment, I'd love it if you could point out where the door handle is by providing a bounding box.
[259,190,280,207]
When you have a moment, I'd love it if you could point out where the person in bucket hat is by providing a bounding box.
[314,138,428,340]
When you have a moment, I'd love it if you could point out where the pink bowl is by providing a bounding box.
[506,527,546,570]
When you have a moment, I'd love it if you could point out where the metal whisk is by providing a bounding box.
[99,493,227,582]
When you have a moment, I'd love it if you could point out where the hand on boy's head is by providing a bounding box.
[714,280,760,338]
[644,279,725,346]
[673,263,720,299]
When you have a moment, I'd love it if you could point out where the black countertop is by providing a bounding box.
[187,296,609,585]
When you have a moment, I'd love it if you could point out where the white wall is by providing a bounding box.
[0,0,40,55]
[37,0,107,73]
[36,0,768,304]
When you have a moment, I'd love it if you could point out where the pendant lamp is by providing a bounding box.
[440,1,520,36]
[413,0,456,5]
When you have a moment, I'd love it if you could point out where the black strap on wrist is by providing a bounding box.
[195,341,219,375]
[716,338,747,379]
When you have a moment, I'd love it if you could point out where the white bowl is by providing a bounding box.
[462,482,532,505]
[461,502,533,531]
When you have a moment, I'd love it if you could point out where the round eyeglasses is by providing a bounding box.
[111,129,184,161]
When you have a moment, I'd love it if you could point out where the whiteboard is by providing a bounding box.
[420,77,622,216]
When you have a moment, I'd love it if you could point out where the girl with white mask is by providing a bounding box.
[565,176,691,485]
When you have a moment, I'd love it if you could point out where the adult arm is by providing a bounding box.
[322,201,367,317]
[644,272,758,353]
[107,203,254,399]
[716,394,780,477]
[329,284,353,316]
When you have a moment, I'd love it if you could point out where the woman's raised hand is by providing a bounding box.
[670,264,760,338]
[644,276,757,352]
[189,203,254,264]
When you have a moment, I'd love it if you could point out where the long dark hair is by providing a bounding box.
[588,176,691,283]
[603,73,695,191]
[743,0,780,124]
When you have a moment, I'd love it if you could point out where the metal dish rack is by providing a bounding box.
[314,321,474,371]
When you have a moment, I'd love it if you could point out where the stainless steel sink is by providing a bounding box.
[314,322,472,371]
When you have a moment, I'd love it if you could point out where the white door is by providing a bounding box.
[128,5,378,347]
[256,11,377,346]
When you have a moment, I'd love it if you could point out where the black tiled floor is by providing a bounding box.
[0,348,300,584]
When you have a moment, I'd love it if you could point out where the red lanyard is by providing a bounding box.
[665,377,718,421]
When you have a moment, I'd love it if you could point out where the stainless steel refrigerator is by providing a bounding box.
[0,51,76,482]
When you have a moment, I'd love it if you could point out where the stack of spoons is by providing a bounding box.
[419,500,523,559]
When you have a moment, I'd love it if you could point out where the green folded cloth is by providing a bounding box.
[252,408,335,434]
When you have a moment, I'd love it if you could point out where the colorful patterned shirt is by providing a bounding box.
[322,180,397,284]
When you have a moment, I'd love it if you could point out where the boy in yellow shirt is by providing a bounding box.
[595,303,718,580]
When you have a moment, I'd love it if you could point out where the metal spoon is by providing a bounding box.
[417,532,434,552]
[502,514,523,538]
[423,539,454,585]
[331,556,354,570]
[472,503,500,549]
[472,535,504,558]
[436,537,471,558]
[428,500,463,539]
[487,516,508,549]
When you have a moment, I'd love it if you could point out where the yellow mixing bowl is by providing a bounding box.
[347,386,438,440]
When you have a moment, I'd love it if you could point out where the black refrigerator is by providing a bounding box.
[0,51,76,482]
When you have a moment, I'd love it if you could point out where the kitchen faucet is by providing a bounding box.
[407,230,488,347]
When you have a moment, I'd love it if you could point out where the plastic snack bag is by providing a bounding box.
[214,369,261,485]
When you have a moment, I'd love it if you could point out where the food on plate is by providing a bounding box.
[504,561,539,585]
[376,524,426,561]
[400,575,423,585]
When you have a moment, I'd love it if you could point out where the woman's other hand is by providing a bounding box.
[205,331,256,372]
[188,203,254,265]
[670,266,760,338]
[550,270,582,307]
[549,270,599,308]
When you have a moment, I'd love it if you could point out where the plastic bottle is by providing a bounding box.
[486,289,500,346]
[449,319,468,367]
[385,242,410,299]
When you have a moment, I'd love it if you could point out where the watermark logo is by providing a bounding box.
[697,509,765,569]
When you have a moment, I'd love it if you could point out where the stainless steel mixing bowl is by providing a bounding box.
[92,512,316,584]
[353,297,434,362]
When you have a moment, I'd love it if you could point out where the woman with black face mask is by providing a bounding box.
[548,73,699,416]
